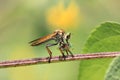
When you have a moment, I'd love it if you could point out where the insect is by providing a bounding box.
[29,29,74,63]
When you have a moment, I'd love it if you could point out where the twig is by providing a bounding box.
[0,52,120,68]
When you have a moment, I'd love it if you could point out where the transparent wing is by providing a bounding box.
[29,33,57,46]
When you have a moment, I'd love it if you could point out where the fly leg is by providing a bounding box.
[59,47,66,60]
[64,44,74,57]
[67,48,74,57]
[65,50,69,56]
[46,43,58,63]
[65,33,74,57]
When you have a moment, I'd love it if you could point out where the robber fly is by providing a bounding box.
[29,29,74,63]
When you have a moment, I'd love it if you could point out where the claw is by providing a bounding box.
[59,55,66,61]
[46,57,51,63]
[62,54,66,60]
[71,54,74,57]
[48,58,51,63]
[59,56,62,61]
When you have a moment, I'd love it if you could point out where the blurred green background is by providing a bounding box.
[0,0,120,80]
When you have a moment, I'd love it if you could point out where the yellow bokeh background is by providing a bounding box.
[47,1,81,29]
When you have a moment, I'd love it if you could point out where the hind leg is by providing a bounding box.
[46,43,58,63]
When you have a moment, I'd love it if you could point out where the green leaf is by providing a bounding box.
[105,56,120,80]
[78,22,120,80]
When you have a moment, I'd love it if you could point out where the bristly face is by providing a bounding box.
[54,29,65,36]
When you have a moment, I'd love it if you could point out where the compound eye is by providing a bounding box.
[65,33,71,40]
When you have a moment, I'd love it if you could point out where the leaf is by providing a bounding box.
[78,22,120,80]
[105,56,120,80]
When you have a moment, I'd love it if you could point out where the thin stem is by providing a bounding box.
[0,52,120,68]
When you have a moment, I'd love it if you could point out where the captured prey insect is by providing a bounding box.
[29,29,74,63]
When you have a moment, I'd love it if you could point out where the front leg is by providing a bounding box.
[59,47,66,60]
[65,33,74,57]
[67,48,74,57]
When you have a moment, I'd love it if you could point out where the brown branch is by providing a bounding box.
[0,52,120,68]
